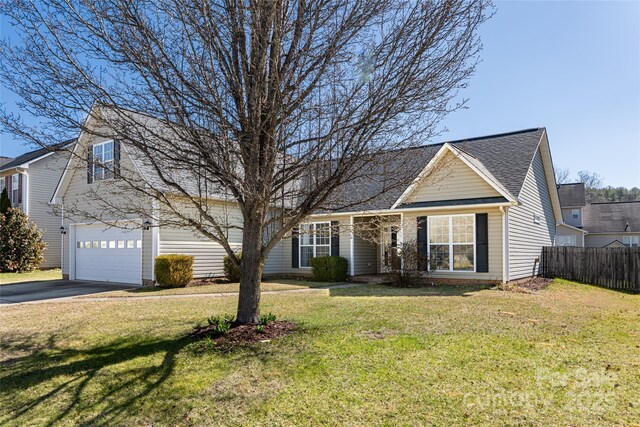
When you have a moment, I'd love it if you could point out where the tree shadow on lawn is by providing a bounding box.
[0,334,197,426]
[330,283,492,298]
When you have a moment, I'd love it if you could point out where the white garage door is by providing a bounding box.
[75,223,142,284]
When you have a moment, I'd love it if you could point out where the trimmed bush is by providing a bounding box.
[0,208,46,272]
[223,252,242,282]
[310,256,348,282]
[155,254,194,287]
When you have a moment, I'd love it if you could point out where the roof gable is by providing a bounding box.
[0,140,75,172]
[392,144,514,208]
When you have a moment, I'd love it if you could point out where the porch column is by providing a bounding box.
[349,216,355,276]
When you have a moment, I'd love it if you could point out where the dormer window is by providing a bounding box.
[88,140,119,183]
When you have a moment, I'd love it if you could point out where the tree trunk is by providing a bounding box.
[236,217,264,324]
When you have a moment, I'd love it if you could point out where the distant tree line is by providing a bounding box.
[555,167,639,203]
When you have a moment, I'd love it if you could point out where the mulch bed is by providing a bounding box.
[190,321,296,347]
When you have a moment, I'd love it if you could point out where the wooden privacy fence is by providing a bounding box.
[541,246,640,293]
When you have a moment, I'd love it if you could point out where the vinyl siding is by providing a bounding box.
[61,132,153,278]
[24,151,69,268]
[508,149,556,280]
[158,201,285,278]
[403,208,504,281]
[282,216,351,274]
[561,207,583,228]
[585,233,640,248]
[406,152,501,203]
[555,224,585,246]
[353,234,377,275]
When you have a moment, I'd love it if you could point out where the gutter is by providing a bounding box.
[308,201,519,218]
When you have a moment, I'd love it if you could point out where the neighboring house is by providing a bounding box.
[555,183,588,247]
[0,142,73,268]
[0,156,14,168]
[556,183,640,247]
[50,110,564,286]
[583,201,640,248]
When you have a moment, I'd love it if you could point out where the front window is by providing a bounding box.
[623,236,639,247]
[428,214,475,272]
[92,141,114,181]
[556,235,577,247]
[11,174,19,205]
[299,222,331,267]
[571,209,579,219]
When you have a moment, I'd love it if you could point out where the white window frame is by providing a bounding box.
[556,235,577,247]
[427,214,476,273]
[298,221,331,268]
[623,236,639,247]
[10,174,19,205]
[571,209,579,219]
[92,140,115,182]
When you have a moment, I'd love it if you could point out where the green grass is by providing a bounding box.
[0,268,62,285]
[1,279,638,426]
[82,279,343,298]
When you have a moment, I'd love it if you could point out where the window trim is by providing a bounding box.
[427,214,476,273]
[298,221,331,269]
[571,208,580,220]
[91,140,115,182]
[10,174,19,205]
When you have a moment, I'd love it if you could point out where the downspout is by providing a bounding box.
[349,216,355,277]
[60,204,64,273]
[500,206,509,284]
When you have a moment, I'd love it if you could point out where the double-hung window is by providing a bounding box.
[92,140,114,181]
[11,174,19,205]
[299,222,331,267]
[428,214,475,272]
[571,209,579,219]
[623,236,639,247]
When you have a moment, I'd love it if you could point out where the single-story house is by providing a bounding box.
[50,108,565,286]
[555,183,640,248]
[1,142,73,268]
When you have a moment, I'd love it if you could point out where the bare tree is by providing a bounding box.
[0,0,491,324]
[554,166,571,184]
[578,170,603,189]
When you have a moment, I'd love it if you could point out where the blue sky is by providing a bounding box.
[1,1,639,187]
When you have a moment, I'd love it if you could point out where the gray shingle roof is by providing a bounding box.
[0,140,75,172]
[325,128,545,212]
[0,157,14,168]
[557,183,586,207]
[582,201,640,233]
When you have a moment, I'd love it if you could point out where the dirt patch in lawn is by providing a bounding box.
[190,321,296,348]
[496,277,554,294]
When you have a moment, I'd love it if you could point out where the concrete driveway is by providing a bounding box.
[0,280,137,304]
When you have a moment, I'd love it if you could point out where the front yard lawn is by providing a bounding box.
[0,268,62,285]
[82,279,343,298]
[1,279,638,426]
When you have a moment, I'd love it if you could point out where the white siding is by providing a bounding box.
[508,149,556,280]
[25,151,70,268]
[407,152,501,203]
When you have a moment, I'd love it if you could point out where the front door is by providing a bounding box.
[380,225,400,273]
